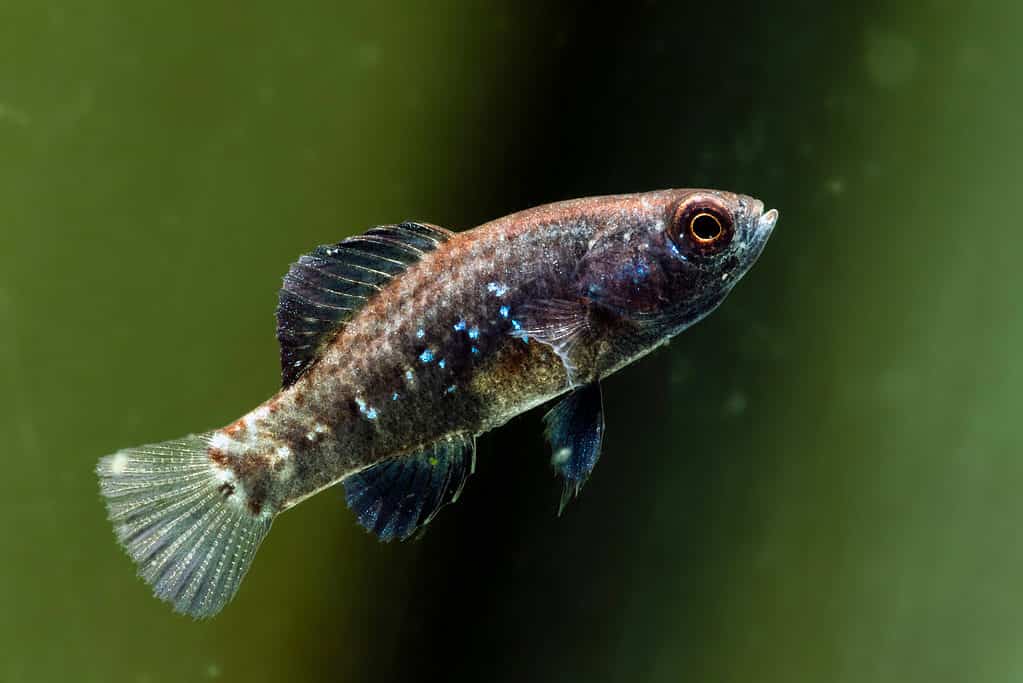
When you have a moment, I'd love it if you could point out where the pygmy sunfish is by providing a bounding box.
[97,189,778,618]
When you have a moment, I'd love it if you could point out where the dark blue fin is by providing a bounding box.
[543,382,605,514]
[343,433,476,541]
[513,298,592,386]
[276,222,452,387]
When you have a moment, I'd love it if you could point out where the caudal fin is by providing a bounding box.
[96,433,272,618]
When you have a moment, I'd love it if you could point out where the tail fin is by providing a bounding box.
[96,433,272,618]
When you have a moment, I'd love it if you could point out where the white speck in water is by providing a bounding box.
[865,30,918,88]
[825,177,846,195]
[723,390,748,417]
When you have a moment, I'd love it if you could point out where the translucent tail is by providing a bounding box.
[96,433,272,618]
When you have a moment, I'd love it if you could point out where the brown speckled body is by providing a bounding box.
[209,190,773,516]
[96,187,776,619]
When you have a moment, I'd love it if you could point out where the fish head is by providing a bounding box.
[655,188,777,332]
[664,189,776,281]
[580,189,777,336]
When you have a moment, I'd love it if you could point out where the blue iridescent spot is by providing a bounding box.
[511,319,522,331]
[632,264,649,284]
[419,349,434,363]
[405,369,414,381]
[445,385,456,394]
[487,281,509,296]
[468,326,480,340]
[438,359,446,369]
[453,319,466,331]
[471,346,479,355]
[355,397,378,420]
[392,392,399,401]
[416,328,425,339]
[499,305,510,319]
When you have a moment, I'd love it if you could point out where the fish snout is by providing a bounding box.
[757,208,779,235]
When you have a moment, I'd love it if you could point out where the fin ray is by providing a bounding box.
[343,433,475,541]
[277,222,452,387]
[97,433,272,619]
[514,298,592,386]
[543,382,605,513]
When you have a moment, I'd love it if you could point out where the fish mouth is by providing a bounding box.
[748,207,777,254]
[758,208,779,235]
[730,206,777,283]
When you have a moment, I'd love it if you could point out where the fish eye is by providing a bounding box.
[690,212,723,242]
[670,196,735,255]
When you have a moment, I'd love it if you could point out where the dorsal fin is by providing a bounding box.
[276,221,452,387]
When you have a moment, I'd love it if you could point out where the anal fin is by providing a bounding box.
[543,382,605,514]
[343,433,475,541]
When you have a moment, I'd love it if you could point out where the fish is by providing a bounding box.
[97,188,777,618]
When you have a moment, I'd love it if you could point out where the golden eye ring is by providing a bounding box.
[669,195,735,255]
[689,212,723,243]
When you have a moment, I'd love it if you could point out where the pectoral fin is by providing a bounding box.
[543,381,605,514]
[342,433,475,541]
[512,298,592,386]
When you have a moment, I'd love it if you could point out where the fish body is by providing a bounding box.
[98,189,777,617]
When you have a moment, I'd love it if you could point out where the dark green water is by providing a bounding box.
[3,2,1022,681]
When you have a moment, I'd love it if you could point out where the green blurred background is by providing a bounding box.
[2,1,1022,681]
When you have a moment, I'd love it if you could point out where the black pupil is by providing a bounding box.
[691,213,722,240]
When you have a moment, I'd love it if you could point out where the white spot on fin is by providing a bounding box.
[552,447,573,465]
[110,452,129,475]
